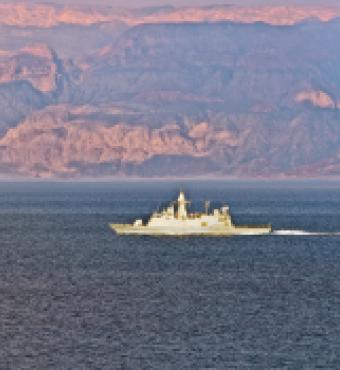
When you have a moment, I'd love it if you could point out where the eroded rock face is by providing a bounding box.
[0,106,238,177]
[0,3,339,28]
[127,5,340,26]
[74,20,340,113]
[0,3,110,28]
[1,105,340,178]
[2,5,340,178]
[0,43,64,134]
[295,90,336,109]
[0,44,61,93]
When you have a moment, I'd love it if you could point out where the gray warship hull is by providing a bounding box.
[110,224,272,236]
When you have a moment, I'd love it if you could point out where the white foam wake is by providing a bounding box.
[272,230,340,236]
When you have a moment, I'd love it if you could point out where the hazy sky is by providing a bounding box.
[19,0,340,7]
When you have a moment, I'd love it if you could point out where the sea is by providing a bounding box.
[1,180,340,369]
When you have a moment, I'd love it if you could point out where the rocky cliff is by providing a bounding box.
[1,4,340,178]
[1,103,340,178]
[0,3,339,28]
[0,3,110,28]
[0,44,62,93]
[0,43,66,134]
[126,5,340,26]
[0,106,234,177]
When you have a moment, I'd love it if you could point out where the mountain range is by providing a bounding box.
[1,3,340,178]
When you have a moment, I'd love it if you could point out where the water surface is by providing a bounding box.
[1,180,340,368]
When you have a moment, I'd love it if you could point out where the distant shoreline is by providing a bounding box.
[1,176,340,183]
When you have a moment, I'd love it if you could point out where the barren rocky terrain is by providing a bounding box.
[1,3,340,178]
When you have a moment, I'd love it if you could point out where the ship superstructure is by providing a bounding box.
[110,191,271,236]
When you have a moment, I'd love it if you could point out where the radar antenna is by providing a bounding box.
[204,200,210,215]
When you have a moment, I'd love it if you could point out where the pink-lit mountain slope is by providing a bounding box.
[1,6,340,177]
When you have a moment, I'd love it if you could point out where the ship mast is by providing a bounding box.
[177,191,189,219]
[204,200,210,215]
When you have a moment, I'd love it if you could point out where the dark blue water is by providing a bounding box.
[1,180,340,369]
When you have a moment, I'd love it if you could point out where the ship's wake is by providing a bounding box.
[272,230,340,236]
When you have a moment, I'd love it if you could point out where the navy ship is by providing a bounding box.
[110,191,271,236]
